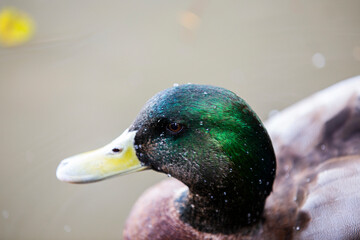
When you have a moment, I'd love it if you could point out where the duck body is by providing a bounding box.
[57,77,360,239]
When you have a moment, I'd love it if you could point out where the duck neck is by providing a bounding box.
[175,181,265,234]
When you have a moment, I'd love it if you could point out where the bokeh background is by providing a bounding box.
[0,1,359,239]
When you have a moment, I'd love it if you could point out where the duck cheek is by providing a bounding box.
[133,137,159,167]
[135,145,165,172]
[167,162,198,187]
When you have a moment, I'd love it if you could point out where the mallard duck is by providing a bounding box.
[56,77,360,239]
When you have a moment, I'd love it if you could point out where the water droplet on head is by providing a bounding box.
[229,168,232,172]
[167,174,172,177]
[199,121,203,126]
[295,226,300,231]
[139,153,144,157]
[259,179,262,184]
[203,179,207,183]
[190,204,195,208]
[223,192,227,195]
[210,195,214,199]
[224,199,228,203]
[203,91,208,95]
[173,83,179,87]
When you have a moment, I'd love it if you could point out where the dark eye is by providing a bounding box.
[167,122,183,134]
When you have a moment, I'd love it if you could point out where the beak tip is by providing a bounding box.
[56,158,100,183]
[56,159,69,182]
[56,158,81,183]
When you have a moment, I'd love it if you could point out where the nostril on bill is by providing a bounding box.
[112,148,123,153]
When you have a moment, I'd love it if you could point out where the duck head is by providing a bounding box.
[57,84,276,233]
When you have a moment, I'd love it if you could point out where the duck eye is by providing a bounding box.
[167,122,183,134]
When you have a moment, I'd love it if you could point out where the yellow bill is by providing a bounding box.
[56,129,147,183]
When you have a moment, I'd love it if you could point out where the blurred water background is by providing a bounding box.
[0,1,359,239]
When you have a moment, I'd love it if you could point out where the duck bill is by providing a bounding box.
[56,129,147,183]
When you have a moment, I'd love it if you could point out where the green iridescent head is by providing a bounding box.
[131,84,275,208]
[57,84,276,232]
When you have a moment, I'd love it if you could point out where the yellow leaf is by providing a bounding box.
[0,7,35,47]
